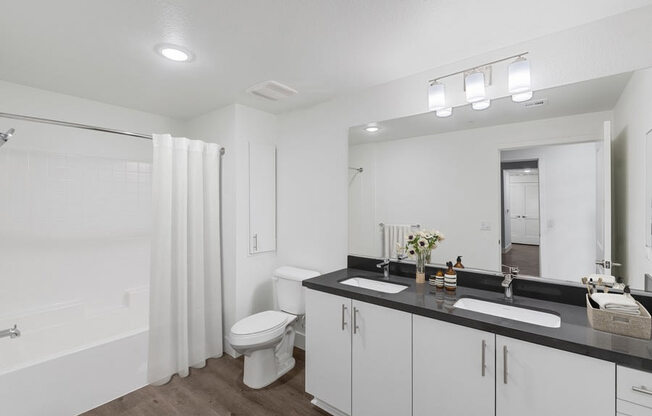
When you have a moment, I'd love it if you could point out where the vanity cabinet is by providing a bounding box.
[351,299,412,416]
[305,289,412,416]
[413,315,495,416]
[305,289,352,415]
[496,335,615,416]
[617,365,652,415]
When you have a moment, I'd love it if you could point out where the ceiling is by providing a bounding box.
[0,1,650,120]
[349,72,632,145]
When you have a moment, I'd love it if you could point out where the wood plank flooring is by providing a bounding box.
[83,348,328,416]
[502,243,540,276]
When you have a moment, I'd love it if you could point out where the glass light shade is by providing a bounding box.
[511,91,533,102]
[508,57,531,93]
[428,82,446,111]
[465,71,486,103]
[472,99,491,110]
[435,107,452,118]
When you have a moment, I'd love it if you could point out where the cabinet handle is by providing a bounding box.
[341,304,347,331]
[353,307,359,334]
[481,340,486,377]
[253,233,258,251]
[632,386,652,396]
[503,345,508,384]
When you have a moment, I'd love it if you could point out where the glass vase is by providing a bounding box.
[415,251,427,284]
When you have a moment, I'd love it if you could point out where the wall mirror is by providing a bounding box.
[348,68,652,290]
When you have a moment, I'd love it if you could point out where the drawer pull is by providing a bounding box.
[632,385,652,396]
[503,345,508,384]
[341,304,347,331]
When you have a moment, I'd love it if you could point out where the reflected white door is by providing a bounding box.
[596,121,613,273]
[509,173,540,245]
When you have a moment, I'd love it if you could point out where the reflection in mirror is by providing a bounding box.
[349,69,652,289]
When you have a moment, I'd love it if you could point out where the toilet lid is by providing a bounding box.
[231,311,289,336]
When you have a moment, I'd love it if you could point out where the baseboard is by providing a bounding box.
[503,243,512,254]
[310,398,349,416]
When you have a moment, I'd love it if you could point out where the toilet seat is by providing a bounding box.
[229,310,296,347]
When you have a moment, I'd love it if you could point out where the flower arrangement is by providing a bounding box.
[405,230,445,256]
[405,230,445,283]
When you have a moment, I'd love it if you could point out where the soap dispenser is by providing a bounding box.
[454,256,464,269]
[444,261,457,291]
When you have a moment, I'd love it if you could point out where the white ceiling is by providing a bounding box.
[349,72,632,145]
[0,1,650,120]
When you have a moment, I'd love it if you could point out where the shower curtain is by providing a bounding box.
[148,134,223,385]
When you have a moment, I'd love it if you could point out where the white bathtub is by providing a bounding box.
[0,287,149,416]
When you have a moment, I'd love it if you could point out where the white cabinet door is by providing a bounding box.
[496,336,615,416]
[249,143,276,254]
[413,316,495,416]
[352,300,412,416]
[305,289,352,415]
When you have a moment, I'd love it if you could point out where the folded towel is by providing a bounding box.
[590,293,640,315]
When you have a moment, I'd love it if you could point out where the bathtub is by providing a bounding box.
[0,287,149,416]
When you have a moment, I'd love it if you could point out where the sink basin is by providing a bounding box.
[454,298,561,328]
[340,277,408,294]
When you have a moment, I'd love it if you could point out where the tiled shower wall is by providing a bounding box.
[0,143,152,321]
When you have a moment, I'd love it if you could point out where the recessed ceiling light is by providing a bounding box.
[155,44,194,62]
[364,126,380,133]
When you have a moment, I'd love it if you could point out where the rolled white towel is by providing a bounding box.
[590,293,640,315]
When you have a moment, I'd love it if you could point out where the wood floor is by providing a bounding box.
[502,243,540,276]
[83,348,328,416]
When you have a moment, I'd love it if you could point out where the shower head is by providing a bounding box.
[0,128,15,146]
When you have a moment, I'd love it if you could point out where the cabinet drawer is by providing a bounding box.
[618,399,652,416]
[618,366,652,409]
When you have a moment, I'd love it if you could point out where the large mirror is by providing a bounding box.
[348,68,652,290]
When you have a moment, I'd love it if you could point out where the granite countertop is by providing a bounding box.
[303,267,652,372]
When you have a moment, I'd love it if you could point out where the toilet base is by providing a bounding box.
[241,324,297,389]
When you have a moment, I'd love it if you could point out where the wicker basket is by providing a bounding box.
[586,294,652,340]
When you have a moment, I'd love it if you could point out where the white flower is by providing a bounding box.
[423,232,433,239]
[418,238,428,248]
[407,234,415,241]
[408,248,416,256]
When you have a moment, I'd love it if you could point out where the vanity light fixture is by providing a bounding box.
[436,108,452,118]
[155,44,194,62]
[426,52,531,116]
[509,56,531,100]
[465,71,486,103]
[428,82,447,111]
[512,91,533,103]
[364,125,380,133]
[471,99,491,111]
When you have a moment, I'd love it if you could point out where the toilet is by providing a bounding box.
[228,266,319,389]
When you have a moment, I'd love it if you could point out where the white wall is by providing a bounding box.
[186,104,279,356]
[502,143,598,280]
[0,80,184,322]
[348,112,607,277]
[277,8,652,282]
[613,67,652,288]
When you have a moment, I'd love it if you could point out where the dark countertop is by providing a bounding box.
[303,267,652,372]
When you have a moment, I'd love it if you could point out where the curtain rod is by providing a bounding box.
[0,111,226,155]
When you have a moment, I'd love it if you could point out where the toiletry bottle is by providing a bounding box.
[444,261,457,291]
[454,256,464,269]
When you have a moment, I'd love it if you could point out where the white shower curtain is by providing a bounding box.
[148,134,223,385]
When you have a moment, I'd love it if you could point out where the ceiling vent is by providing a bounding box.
[246,80,298,101]
[523,98,547,109]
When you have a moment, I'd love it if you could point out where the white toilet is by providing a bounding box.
[228,266,319,389]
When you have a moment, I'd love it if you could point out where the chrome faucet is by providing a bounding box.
[376,258,391,279]
[502,265,519,300]
[0,324,21,340]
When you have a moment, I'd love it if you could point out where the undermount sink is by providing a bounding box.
[454,298,561,328]
[340,277,408,294]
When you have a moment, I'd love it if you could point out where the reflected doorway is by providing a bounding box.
[501,160,540,276]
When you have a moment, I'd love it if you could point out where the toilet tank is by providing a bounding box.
[273,266,320,315]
